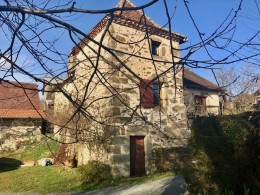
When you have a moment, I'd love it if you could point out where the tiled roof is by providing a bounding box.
[115,0,162,28]
[70,17,109,56]
[184,69,223,91]
[114,0,186,41]
[0,109,46,119]
[70,0,187,56]
[0,81,46,119]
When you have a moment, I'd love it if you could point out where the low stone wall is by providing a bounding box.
[0,118,43,151]
[153,147,189,171]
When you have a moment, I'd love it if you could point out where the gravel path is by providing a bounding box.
[74,175,188,195]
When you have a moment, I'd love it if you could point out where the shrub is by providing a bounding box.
[183,113,259,194]
[78,160,111,184]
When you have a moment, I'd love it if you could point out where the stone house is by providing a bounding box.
[53,0,189,177]
[0,81,46,151]
[183,69,225,117]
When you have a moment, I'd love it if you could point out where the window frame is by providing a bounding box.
[151,40,161,56]
[153,82,160,106]
[140,79,161,108]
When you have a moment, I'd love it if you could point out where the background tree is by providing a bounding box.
[215,64,259,112]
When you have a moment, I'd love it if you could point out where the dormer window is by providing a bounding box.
[151,40,161,56]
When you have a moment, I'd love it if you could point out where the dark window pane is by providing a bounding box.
[153,83,160,105]
[151,41,160,55]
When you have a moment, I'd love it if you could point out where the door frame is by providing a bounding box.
[130,136,145,176]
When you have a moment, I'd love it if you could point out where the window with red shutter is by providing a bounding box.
[140,80,160,108]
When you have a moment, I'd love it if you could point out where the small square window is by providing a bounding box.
[151,40,161,56]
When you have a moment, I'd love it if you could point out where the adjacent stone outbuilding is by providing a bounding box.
[183,69,225,117]
[0,81,46,151]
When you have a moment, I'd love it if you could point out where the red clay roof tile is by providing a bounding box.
[0,81,46,119]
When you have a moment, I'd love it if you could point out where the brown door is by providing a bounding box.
[130,136,145,176]
[195,95,207,115]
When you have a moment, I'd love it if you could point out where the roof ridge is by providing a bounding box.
[116,0,134,8]
[184,68,222,91]
[3,80,38,86]
[115,0,162,29]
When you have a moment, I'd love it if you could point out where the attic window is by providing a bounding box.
[69,70,75,78]
[151,40,161,56]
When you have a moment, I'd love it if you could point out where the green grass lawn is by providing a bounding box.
[0,140,174,193]
[0,165,174,193]
[0,166,81,193]
[0,139,59,162]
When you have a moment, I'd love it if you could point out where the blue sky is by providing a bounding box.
[1,0,259,85]
[47,0,260,81]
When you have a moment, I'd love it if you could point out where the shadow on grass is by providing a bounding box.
[0,157,21,172]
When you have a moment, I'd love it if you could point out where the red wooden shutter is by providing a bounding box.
[140,80,154,108]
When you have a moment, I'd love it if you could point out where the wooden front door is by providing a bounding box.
[130,136,145,176]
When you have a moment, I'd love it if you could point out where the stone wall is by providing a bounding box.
[108,135,131,177]
[153,147,189,171]
[0,118,43,151]
[102,23,189,176]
